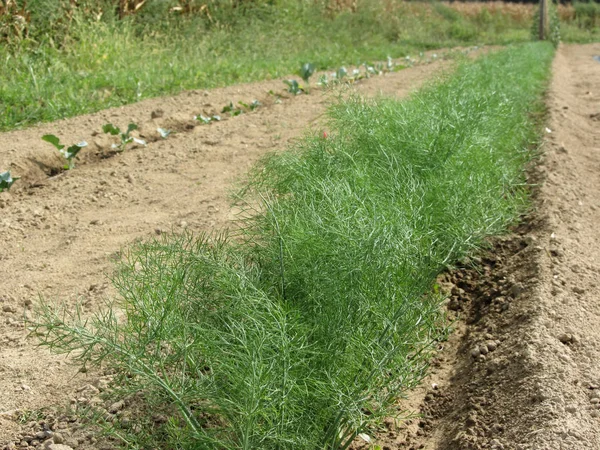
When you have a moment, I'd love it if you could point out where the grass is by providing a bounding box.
[0,0,549,132]
[565,1,600,41]
[30,42,555,449]
[443,0,600,43]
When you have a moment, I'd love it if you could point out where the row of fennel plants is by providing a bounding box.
[30,42,555,449]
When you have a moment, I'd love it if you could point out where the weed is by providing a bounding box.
[16,408,47,424]
[41,135,88,170]
[102,123,146,152]
[0,170,18,192]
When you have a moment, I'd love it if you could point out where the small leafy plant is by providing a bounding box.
[102,123,146,152]
[283,79,302,95]
[194,114,221,124]
[222,101,244,117]
[238,100,262,111]
[0,171,18,192]
[336,66,348,80]
[41,134,88,170]
[300,63,315,83]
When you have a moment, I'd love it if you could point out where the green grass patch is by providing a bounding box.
[31,42,555,449]
[0,0,539,132]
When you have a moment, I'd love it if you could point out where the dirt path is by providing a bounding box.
[0,50,471,446]
[364,43,600,450]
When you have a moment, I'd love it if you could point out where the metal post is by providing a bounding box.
[539,0,548,40]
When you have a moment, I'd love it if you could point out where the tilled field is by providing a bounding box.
[0,52,458,447]
[1,43,599,449]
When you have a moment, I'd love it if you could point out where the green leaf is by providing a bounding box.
[102,123,120,135]
[284,79,301,95]
[126,123,138,135]
[59,141,87,169]
[41,134,64,151]
[250,100,261,111]
[336,66,348,79]
[300,63,315,83]
[221,102,234,113]
[0,171,18,192]
[63,142,87,159]
[195,115,211,124]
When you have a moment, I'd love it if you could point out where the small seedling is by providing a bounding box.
[102,123,146,152]
[283,79,302,95]
[194,114,221,124]
[41,134,88,170]
[300,63,315,83]
[336,67,348,80]
[0,171,18,192]
[317,74,329,86]
[239,100,262,111]
[221,102,243,117]
[157,128,172,139]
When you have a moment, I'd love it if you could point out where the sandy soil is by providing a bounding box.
[0,50,466,447]
[356,43,600,450]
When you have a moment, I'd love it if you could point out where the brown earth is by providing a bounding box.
[355,43,600,450]
[0,49,472,447]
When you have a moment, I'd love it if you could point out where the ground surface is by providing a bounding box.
[0,43,599,450]
[0,50,462,447]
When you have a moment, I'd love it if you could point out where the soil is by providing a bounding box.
[0,49,468,447]
[352,43,600,450]
[1,42,598,450]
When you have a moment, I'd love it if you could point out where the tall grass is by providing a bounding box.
[574,0,600,28]
[0,0,541,132]
[31,43,555,449]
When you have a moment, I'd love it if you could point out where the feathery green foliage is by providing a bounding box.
[30,43,555,449]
